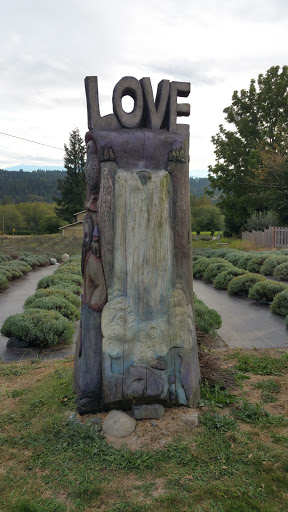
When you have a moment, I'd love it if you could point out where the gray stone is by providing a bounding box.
[181,411,199,429]
[102,410,136,438]
[61,253,69,262]
[67,412,81,424]
[7,337,29,348]
[132,404,165,420]
[88,417,102,431]
[49,258,57,265]
[150,421,158,427]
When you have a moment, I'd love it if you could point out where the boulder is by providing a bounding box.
[103,410,136,438]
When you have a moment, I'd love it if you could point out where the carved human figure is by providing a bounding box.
[83,225,106,311]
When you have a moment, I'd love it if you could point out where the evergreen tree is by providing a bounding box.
[55,128,86,223]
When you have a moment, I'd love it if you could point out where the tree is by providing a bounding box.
[243,211,279,232]
[0,204,24,233]
[39,214,65,234]
[55,128,86,223]
[190,194,224,234]
[207,66,288,235]
[252,145,288,224]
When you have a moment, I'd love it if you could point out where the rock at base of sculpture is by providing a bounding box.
[132,404,165,420]
[102,410,136,438]
[74,76,200,414]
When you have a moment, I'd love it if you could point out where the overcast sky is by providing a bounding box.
[1,0,288,176]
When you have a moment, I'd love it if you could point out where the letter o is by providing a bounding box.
[113,76,143,128]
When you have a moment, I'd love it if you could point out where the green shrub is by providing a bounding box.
[237,253,257,269]
[0,272,9,291]
[1,261,32,279]
[193,257,210,278]
[51,283,82,296]
[194,294,222,336]
[260,255,288,276]
[227,273,266,296]
[246,254,270,273]
[14,261,32,273]
[1,309,74,347]
[18,253,48,267]
[224,251,244,266]
[0,255,9,262]
[194,248,217,259]
[270,289,288,316]
[213,268,248,289]
[273,262,288,281]
[0,268,14,280]
[55,265,82,277]
[37,273,83,291]
[248,281,288,304]
[193,257,223,279]
[24,295,80,321]
[203,261,234,283]
[1,263,23,279]
[212,248,230,258]
[24,288,81,308]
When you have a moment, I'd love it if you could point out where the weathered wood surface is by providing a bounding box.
[74,76,200,413]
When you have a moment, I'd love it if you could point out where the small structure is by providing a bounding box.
[59,210,87,238]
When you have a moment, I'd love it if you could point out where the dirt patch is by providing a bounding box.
[83,406,199,450]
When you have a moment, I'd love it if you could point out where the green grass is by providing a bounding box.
[1,352,288,512]
[253,379,281,402]
[232,351,288,375]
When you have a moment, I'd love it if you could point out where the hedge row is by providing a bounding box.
[1,251,221,345]
[193,247,288,280]
[1,256,82,347]
[193,249,288,328]
[0,252,50,292]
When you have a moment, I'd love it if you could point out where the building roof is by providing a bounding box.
[59,220,83,229]
[74,210,87,215]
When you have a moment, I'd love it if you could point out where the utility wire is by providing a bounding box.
[0,131,64,151]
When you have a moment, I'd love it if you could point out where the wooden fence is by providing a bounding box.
[242,226,288,249]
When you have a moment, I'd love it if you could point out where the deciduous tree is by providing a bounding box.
[208,65,288,235]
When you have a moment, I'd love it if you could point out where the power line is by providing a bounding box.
[0,131,64,151]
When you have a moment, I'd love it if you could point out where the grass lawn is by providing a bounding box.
[0,234,82,261]
[1,349,288,512]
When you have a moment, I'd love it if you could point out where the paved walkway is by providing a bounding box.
[2,269,287,362]
[0,265,76,362]
[193,280,288,349]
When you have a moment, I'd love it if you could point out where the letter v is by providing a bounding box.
[140,78,170,129]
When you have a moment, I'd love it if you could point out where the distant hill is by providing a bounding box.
[4,164,65,172]
[189,177,211,197]
[0,169,66,204]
